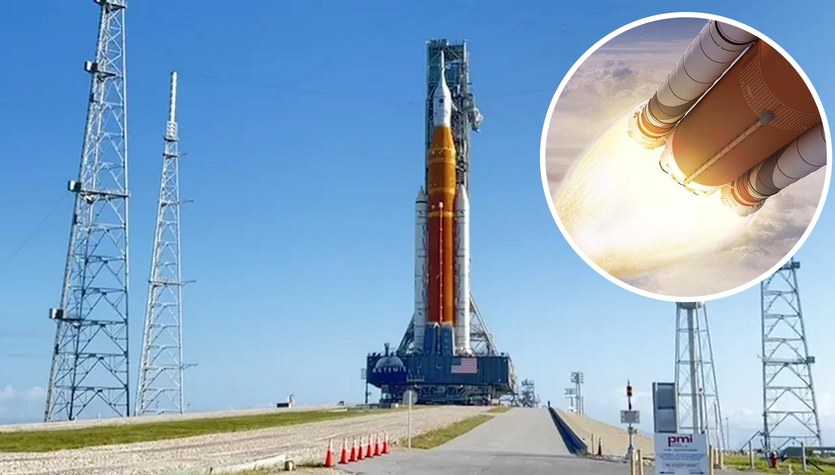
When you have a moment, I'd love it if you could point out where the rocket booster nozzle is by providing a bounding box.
[433,51,452,128]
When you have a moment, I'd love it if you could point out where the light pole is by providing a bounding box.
[571,372,584,415]
[627,380,635,461]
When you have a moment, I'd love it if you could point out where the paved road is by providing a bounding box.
[341,408,575,474]
[339,408,759,475]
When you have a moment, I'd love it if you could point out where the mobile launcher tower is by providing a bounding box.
[366,40,515,406]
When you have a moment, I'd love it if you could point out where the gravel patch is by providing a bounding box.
[0,406,487,474]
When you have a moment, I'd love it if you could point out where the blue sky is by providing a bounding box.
[0,0,832,446]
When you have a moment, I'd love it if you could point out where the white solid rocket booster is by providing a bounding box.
[628,20,756,149]
[722,124,827,215]
[413,187,428,351]
[455,184,471,354]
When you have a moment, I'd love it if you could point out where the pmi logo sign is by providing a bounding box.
[667,435,693,447]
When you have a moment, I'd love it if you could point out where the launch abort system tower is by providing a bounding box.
[365,39,515,406]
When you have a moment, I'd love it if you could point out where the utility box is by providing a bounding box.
[652,382,678,433]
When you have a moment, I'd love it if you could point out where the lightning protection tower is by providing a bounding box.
[519,379,540,408]
[137,72,188,415]
[761,258,822,452]
[45,0,131,421]
[674,302,726,451]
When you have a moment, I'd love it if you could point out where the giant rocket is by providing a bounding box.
[413,52,472,356]
[628,20,827,215]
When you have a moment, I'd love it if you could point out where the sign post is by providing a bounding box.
[404,388,416,449]
[361,367,368,405]
[622,380,639,461]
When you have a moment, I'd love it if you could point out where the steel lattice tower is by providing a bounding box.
[761,258,821,452]
[137,72,187,415]
[675,302,725,451]
[44,0,130,422]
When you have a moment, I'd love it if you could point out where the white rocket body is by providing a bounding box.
[628,20,756,149]
[722,124,827,215]
[413,187,428,351]
[455,185,471,355]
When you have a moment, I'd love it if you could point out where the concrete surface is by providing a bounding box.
[336,408,762,475]
[341,407,574,474]
[557,409,654,458]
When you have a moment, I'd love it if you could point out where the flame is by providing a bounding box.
[553,112,756,281]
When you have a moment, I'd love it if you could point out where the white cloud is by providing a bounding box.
[24,386,45,401]
[0,385,46,423]
[0,385,15,402]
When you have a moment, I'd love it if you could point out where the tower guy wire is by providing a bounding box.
[44,0,131,422]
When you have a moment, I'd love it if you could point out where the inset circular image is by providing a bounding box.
[541,13,830,301]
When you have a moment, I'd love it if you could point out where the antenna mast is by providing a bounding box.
[45,0,131,421]
[137,72,188,415]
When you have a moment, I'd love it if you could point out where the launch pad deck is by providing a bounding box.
[367,352,513,405]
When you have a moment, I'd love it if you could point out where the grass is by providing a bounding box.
[0,408,378,453]
[401,414,494,449]
[724,454,835,473]
[486,406,512,414]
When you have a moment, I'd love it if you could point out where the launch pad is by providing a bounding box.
[365,39,515,406]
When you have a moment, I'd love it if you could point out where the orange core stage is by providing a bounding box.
[427,125,456,327]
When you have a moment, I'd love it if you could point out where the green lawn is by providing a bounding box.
[401,414,494,449]
[0,408,377,453]
[486,406,512,414]
[724,454,835,473]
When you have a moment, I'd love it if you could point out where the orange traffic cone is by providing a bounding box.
[339,438,349,464]
[374,434,381,456]
[358,436,365,460]
[383,433,391,454]
[324,439,335,468]
[349,437,358,462]
[366,434,374,458]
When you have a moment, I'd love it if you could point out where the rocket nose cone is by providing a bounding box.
[433,51,452,127]
[416,186,427,202]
